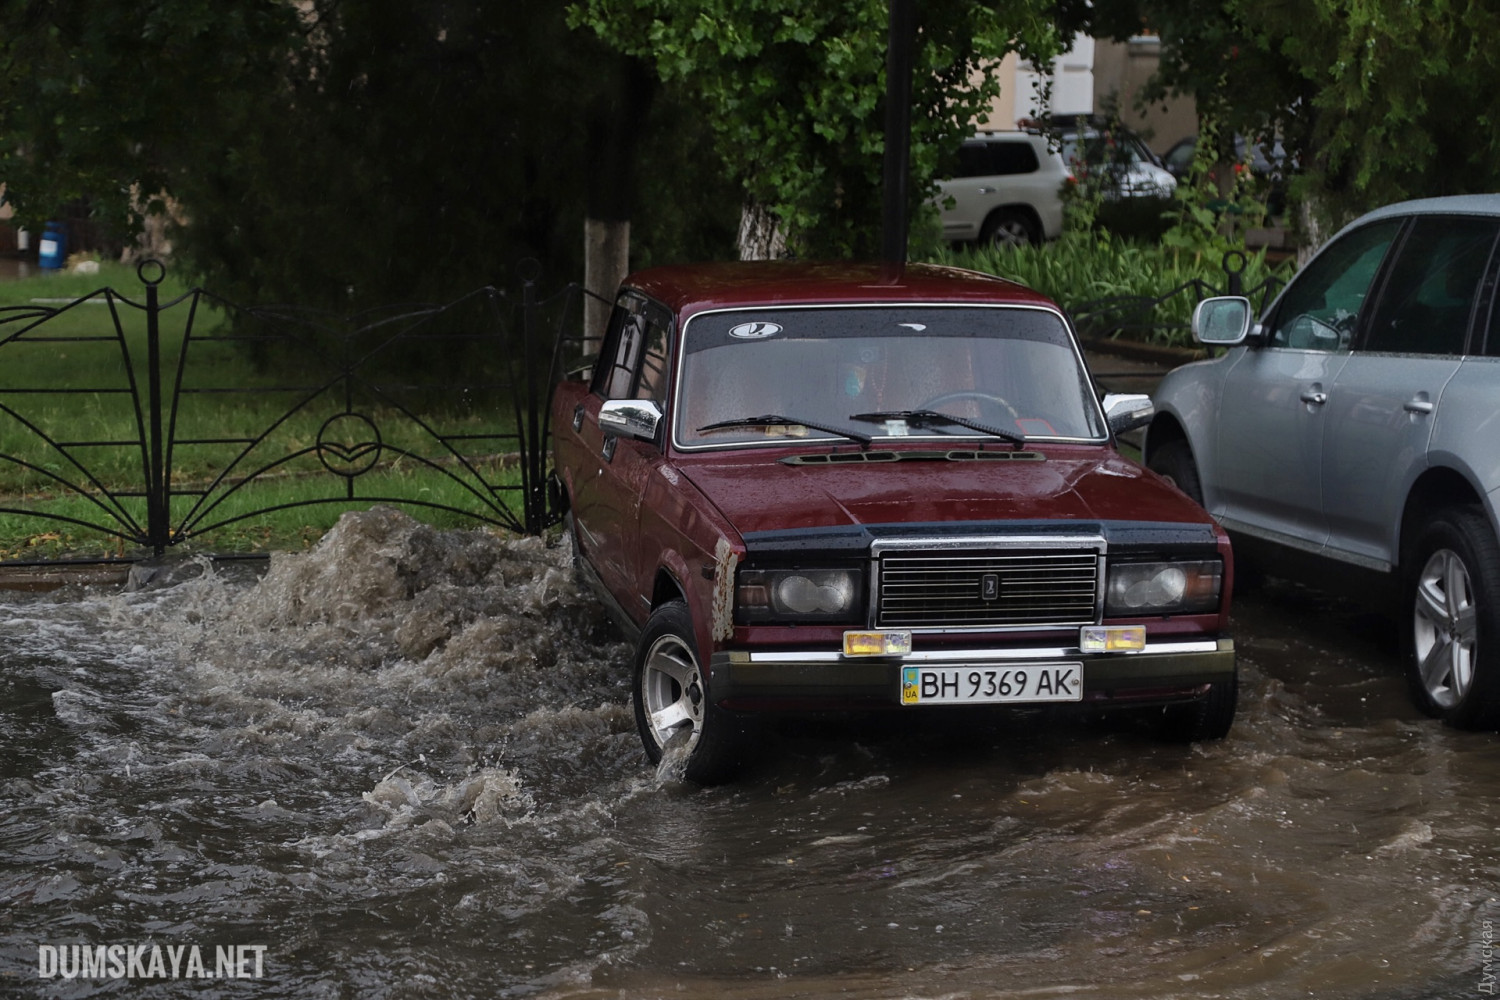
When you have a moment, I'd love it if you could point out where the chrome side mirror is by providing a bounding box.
[599,399,663,442]
[1101,393,1154,435]
[1191,296,1253,346]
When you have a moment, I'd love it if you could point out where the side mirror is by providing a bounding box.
[599,399,663,442]
[1101,393,1154,436]
[1191,296,1252,346]
[566,354,598,382]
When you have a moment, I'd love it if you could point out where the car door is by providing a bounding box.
[1321,215,1500,569]
[939,138,1047,241]
[570,292,674,617]
[1433,264,1500,535]
[1213,218,1404,551]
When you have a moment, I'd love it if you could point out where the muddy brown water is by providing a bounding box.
[1,508,1495,998]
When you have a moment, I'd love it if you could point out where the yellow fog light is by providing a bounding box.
[843,630,913,657]
[1080,625,1146,653]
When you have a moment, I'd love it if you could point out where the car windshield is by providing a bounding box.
[1059,131,1149,168]
[674,305,1106,450]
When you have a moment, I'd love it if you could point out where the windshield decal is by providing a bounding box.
[728,321,782,340]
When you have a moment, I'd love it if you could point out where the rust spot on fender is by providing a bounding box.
[710,537,738,641]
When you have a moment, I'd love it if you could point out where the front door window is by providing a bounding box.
[1265,220,1403,351]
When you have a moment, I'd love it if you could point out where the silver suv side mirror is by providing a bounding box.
[599,399,663,442]
[1192,296,1253,346]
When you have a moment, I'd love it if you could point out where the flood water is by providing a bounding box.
[2,507,1496,998]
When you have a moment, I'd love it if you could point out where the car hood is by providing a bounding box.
[676,448,1208,538]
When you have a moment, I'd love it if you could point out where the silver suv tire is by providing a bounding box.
[1403,507,1500,729]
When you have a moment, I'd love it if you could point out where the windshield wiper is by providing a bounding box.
[697,414,873,448]
[848,409,1026,447]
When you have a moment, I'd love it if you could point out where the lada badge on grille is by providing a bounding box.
[980,573,1001,601]
[844,630,913,657]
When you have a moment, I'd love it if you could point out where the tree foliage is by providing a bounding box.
[0,1,305,241]
[569,0,1070,259]
[1088,0,1500,227]
[0,0,738,320]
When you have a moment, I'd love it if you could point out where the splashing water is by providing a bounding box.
[1,507,1497,998]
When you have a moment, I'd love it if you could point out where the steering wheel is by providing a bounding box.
[919,390,1020,420]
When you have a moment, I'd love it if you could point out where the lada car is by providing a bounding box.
[1146,195,1500,730]
[553,261,1237,782]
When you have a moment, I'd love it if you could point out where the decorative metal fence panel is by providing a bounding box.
[1071,250,1287,345]
[0,261,581,559]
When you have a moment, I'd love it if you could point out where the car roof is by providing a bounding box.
[621,261,1058,319]
[1356,194,1500,226]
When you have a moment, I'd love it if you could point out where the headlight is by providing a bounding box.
[1105,560,1221,616]
[736,568,863,624]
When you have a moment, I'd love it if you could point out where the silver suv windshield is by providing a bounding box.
[674,305,1107,450]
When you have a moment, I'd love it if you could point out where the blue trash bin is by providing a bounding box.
[38,221,66,269]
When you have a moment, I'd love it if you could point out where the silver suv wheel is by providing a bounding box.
[1412,546,1477,709]
[1403,507,1500,728]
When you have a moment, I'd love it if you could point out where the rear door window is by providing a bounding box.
[956,140,1039,178]
[1363,216,1498,355]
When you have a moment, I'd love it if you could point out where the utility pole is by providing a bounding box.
[880,0,915,271]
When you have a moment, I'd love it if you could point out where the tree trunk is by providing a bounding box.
[583,57,655,354]
[736,200,786,261]
[1295,198,1326,268]
[583,218,629,356]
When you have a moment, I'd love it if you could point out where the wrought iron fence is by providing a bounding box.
[0,260,584,560]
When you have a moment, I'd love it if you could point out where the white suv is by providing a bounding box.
[937,131,1069,247]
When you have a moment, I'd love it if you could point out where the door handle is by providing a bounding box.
[601,436,617,462]
[572,404,586,432]
[977,186,996,194]
[1299,389,1328,406]
[1404,398,1435,415]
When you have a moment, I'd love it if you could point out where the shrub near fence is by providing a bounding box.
[934,236,1291,349]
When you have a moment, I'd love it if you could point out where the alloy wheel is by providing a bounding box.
[990,221,1030,248]
[1412,547,1478,709]
[639,634,704,752]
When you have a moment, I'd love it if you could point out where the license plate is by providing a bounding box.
[900,664,1083,706]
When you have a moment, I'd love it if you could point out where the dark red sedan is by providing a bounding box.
[552,261,1235,782]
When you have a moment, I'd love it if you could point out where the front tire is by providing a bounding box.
[980,208,1040,248]
[632,600,745,784]
[1403,508,1500,729]
[1147,439,1204,507]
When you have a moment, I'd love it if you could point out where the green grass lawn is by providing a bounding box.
[0,263,538,560]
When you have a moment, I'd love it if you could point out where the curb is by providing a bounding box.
[1081,337,1205,366]
[0,563,131,592]
[0,553,269,592]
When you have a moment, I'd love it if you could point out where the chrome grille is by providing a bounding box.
[876,550,1100,628]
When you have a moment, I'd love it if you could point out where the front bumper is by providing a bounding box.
[710,639,1235,709]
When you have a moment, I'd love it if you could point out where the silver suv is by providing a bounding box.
[1145,195,1500,729]
[937,131,1068,247]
